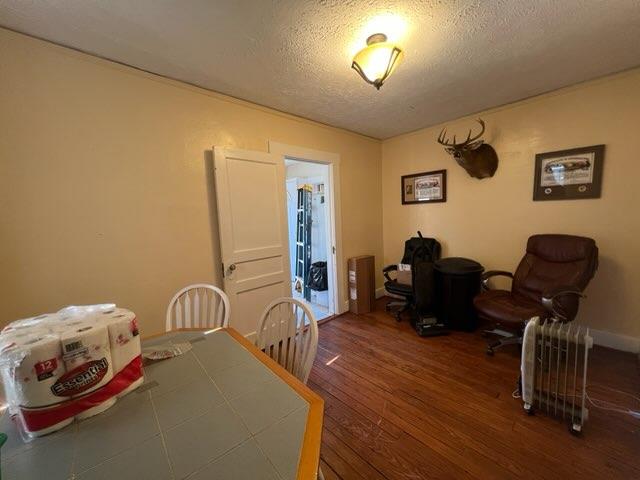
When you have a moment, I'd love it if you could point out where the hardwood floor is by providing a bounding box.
[311,299,640,480]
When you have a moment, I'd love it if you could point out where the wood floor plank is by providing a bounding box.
[310,365,521,479]
[317,390,471,480]
[312,346,572,480]
[312,299,640,480]
[318,318,640,475]
[319,460,341,480]
[321,429,388,480]
[318,318,637,472]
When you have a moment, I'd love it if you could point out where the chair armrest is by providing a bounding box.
[383,264,397,282]
[481,270,513,291]
[541,286,585,319]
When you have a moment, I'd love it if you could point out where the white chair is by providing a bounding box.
[257,297,323,480]
[256,297,318,384]
[165,284,230,331]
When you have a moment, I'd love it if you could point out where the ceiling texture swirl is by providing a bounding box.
[1,0,639,138]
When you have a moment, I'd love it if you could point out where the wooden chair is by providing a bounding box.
[257,297,323,479]
[256,297,318,384]
[165,284,230,331]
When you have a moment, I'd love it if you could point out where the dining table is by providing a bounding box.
[0,327,323,480]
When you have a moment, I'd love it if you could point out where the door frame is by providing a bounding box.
[269,141,344,315]
[285,178,299,284]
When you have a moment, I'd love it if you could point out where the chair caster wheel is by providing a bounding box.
[486,347,494,356]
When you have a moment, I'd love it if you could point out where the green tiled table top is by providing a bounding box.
[0,329,314,480]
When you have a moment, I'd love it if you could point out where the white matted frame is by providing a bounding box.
[269,141,344,316]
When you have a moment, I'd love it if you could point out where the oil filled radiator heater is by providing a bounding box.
[521,317,593,434]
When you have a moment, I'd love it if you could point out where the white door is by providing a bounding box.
[213,147,290,337]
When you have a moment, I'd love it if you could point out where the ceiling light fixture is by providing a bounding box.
[351,33,403,90]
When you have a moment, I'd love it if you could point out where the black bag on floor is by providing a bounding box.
[307,261,328,291]
[413,255,436,315]
[412,247,448,336]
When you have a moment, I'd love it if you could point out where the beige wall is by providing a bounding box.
[0,29,383,335]
[2,26,638,346]
[382,69,640,342]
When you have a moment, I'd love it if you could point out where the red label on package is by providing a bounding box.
[50,358,109,397]
[34,358,58,381]
[21,356,143,432]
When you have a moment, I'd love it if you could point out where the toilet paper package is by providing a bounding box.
[97,309,144,397]
[57,304,117,318]
[0,304,144,439]
[0,332,74,436]
[59,323,117,420]
[1,313,60,334]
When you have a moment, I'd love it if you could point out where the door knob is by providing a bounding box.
[228,264,236,272]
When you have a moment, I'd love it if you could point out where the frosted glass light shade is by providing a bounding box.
[351,33,403,90]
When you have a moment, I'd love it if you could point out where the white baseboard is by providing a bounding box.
[589,328,640,353]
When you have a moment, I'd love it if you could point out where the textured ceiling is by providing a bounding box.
[1,1,640,139]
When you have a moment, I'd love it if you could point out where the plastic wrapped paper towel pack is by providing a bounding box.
[0,304,143,439]
[93,308,144,398]
[0,333,74,435]
[60,322,116,420]
[1,313,60,334]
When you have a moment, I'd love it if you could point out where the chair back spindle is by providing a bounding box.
[166,284,230,331]
[256,298,318,383]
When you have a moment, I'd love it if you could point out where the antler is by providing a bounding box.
[437,119,486,148]
[465,119,485,145]
[437,127,453,146]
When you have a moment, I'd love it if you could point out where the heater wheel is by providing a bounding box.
[569,423,582,436]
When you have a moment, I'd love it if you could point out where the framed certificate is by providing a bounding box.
[401,170,446,205]
[533,145,604,201]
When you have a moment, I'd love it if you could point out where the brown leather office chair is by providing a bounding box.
[474,234,598,355]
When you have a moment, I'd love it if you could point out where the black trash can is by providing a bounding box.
[434,257,484,331]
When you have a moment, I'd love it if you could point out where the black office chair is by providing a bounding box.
[383,232,441,320]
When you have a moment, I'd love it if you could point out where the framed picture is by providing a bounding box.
[533,145,605,201]
[401,169,447,204]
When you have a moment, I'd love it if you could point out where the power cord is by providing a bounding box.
[515,383,640,419]
[587,384,640,402]
[586,393,640,418]
[585,385,640,418]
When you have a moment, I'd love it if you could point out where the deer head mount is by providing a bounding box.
[437,119,498,179]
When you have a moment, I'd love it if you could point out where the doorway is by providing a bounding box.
[285,159,334,320]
